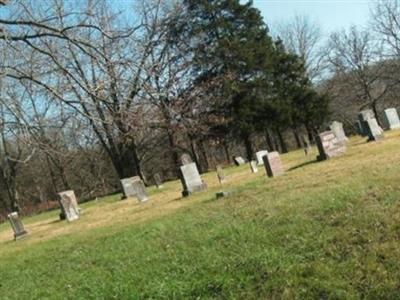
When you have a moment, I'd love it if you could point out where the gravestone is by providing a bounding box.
[180,162,207,197]
[180,153,193,165]
[255,150,268,165]
[263,152,284,178]
[301,134,312,155]
[366,118,384,141]
[216,165,225,184]
[384,108,400,130]
[153,173,163,189]
[120,176,149,202]
[216,191,230,199]
[358,109,375,136]
[250,160,258,173]
[330,121,348,143]
[8,212,28,240]
[233,156,246,166]
[58,190,80,222]
[316,131,347,161]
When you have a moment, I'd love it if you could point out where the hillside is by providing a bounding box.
[1,131,400,299]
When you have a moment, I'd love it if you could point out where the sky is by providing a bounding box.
[252,0,375,35]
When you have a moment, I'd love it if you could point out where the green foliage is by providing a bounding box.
[180,0,330,142]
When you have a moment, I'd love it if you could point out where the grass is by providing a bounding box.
[1,131,400,299]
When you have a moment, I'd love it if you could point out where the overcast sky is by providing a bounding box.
[252,0,374,34]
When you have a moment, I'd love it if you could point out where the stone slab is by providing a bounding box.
[8,212,28,240]
[58,190,80,222]
[366,118,384,141]
[263,151,284,177]
[250,160,258,173]
[233,156,246,166]
[121,176,149,202]
[330,121,348,143]
[180,162,207,197]
[316,131,347,161]
[255,150,268,165]
[384,108,400,130]
[358,109,375,136]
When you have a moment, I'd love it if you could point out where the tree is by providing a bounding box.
[325,26,389,125]
[273,14,324,82]
[177,0,276,160]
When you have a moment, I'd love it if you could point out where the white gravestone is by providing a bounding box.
[384,108,400,130]
[58,190,80,222]
[255,150,268,165]
[233,156,246,166]
[121,176,149,202]
[366,118,384,141]
[180,162,207,197]
[8,212,28,240]
[330,121,348,143]
[263,152,284,177]
[250,160,258,173]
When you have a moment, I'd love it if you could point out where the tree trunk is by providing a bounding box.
[292,128,303,149]
[276,128,288,153]
[371,102,382,127]
[199,139,210,171]
[189,135,203,173]
[45,155,59,196]
[112,141,144,182]
[265,129,275,151]
[223,140,231,164]
[242,133,253,161]
[305,124,315,144]
[166,129,180,177]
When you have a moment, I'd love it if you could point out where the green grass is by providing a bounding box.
[1,132,400,299]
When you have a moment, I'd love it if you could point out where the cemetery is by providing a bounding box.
[1,130,400,299]
[1,0,400,298]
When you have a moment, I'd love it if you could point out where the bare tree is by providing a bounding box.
[371,0,400,58]
[273,14,324,82]
[325,26,391,125]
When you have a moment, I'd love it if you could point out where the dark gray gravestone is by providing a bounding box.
[250,160,258,173]
[358,109,375,136]
[121,176,149,202]
[384,108,400,130]
[233,156,245,166]
[263,152,284,177]
[255,150,268,165]
[58,190,80,222]
[180,162,207,197]
[366,118,384,141]
[180,153,193,165]
[316,131,347,161]
[8,212,28,240]
[216,165,225,184]
[153,173,163,189]
[330,121,348,143]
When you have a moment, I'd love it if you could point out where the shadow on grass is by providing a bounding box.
[287,159,319,171]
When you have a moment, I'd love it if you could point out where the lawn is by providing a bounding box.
[1,131,400,299]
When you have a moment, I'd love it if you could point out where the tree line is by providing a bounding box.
[0,0,398,218]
